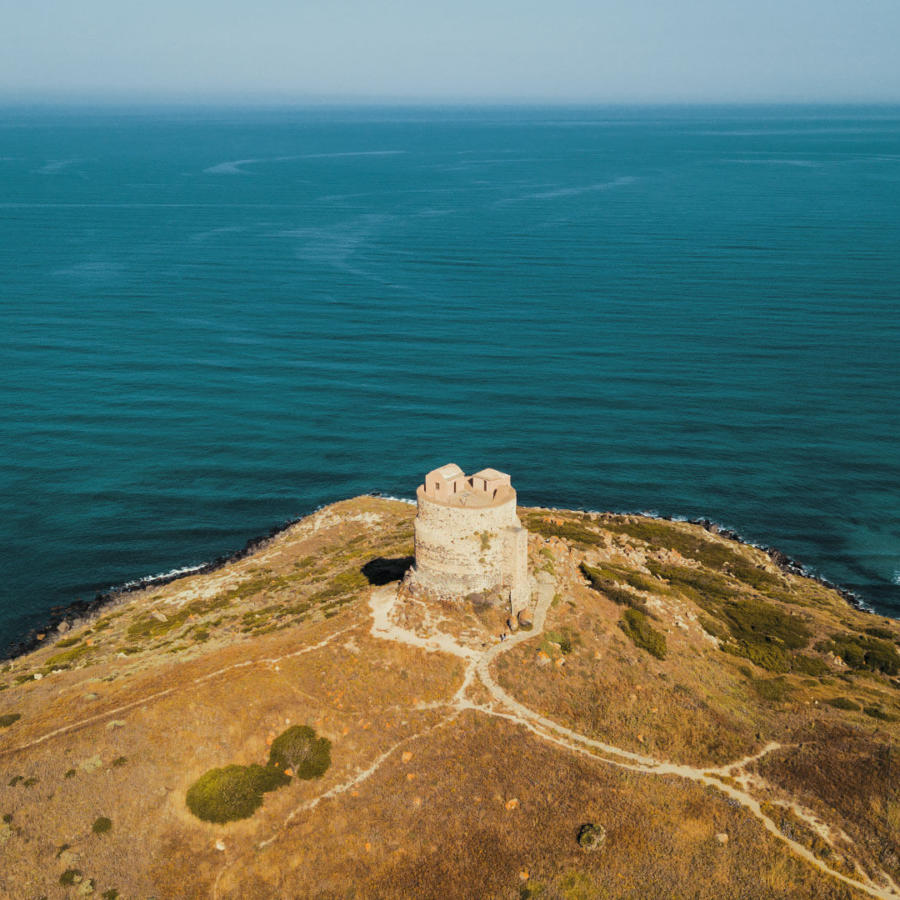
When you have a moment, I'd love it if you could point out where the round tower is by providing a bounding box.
[408,464,530,611]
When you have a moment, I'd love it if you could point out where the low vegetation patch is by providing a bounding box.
[54,635,82,648]
[268,725,332,779]
[654,563,812,673]
[522,513,601,546]
[752,677,793,703]
[0,712,21,727]
[863,706,897,722]
[127,595,232,642]
[580,563,648,611]
[603,517,785,594]
[92,816,113,835]
[45,643,91,669]
[619,608,667,659]
[310,568,368,601]
[541,628,580,657]
[186,764,291,823]
[825,696,859,711]
[793,654,831,676]
[817,633,900,676]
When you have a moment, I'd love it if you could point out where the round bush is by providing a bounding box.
[269,726,332,780]
[92,816,112,835]
[186,764,290,823]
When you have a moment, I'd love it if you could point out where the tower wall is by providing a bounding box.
[411,486,530,607]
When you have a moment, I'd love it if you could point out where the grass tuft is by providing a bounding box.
[92,816,113,835]
[619,608,667,659]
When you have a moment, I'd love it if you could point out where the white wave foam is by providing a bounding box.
[494,176,636,206]
[119,562,207,590]
[893,571,900,587]
[204,150,405,175]
[203,157,262,175]
[36,159,78,174]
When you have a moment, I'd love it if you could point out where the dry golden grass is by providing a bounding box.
[0,499,894,898]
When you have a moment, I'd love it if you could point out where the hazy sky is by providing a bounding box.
[2,0,899,103]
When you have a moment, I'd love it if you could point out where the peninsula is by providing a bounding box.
[1,480,899,898]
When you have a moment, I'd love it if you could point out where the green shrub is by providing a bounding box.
[619,608,667,659]
[102,891,120,900]
[820,634,900,675]
[186,764,290,823]
[825,696,860,711]
[92,816,112,835]
[0,713,21,728]
[603,518,784,593]
[752,677,793,703]
[111,756,127,768]
[743,641,791,674]
[580,563,647,611]
[647,562,734,605]
[522,514,601,546]
[55,635,82,648]
[793,654,830,676]
[45,643,91,669]
[2,813,11,824]
[268,726,332,780]
[864,626,896,640]
[698,615,729,640]
[718,598,810,650]
[541,629,580,656]
[60,869,83,886]
[863,706,897,721]
[23,777,38,788]
[311,568,368,601]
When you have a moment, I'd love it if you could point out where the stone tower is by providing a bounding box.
[407,464,529,612]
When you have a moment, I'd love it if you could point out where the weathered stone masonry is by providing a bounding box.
[407,464,530,612]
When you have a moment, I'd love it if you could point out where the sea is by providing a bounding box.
[2,103,899,652]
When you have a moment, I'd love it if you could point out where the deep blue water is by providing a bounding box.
[2,104,899,650]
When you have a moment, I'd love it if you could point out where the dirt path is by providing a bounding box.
[0,625,356,758]
[366,577,899,900]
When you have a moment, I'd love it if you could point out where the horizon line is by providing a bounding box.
[2,93,900,110]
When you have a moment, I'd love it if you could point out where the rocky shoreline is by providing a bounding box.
[1,514,307,662]
[684,516,869,612]
[1,498,872,662]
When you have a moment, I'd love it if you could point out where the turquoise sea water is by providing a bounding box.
[2,104,899,650]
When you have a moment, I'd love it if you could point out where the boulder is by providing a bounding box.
[577,823,606,851]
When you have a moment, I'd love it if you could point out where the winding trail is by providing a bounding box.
[362,574,899,900]
[5,572,894,898]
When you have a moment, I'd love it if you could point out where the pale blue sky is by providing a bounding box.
[2,0,899,103]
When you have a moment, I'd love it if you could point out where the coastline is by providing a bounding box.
[1,497,874,663]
